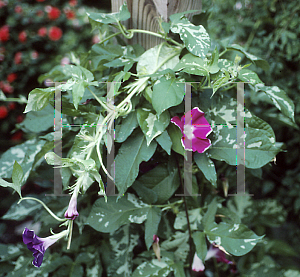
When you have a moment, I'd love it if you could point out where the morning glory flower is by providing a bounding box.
[64,190,79,220]
[152,235,161,261]
[22,228,68,267]
[192,244,233,272]
[171,107,212,153]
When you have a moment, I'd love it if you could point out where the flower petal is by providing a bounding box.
[192,253,205,272]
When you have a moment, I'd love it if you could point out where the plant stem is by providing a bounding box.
[174,153,193,274]
[18,197,66,222]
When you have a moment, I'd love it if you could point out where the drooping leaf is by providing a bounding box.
[155,130,172,155]
[192,231,207,261]
[226,44,269,71]
[132,258,173,277]
[115,131,157,195]
[145,207,162,250]
[194,152,217,187]
[255,84,295,122]
[152,76,185,115]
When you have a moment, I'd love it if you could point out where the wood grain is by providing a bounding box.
[111,0,202,49]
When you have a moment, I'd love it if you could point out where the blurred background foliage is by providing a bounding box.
[1,0,300,276]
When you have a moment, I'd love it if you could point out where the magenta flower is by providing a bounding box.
[23,228,60,267]
[192,244,233,272]
[64,192,79,220]
[171,107,212,153]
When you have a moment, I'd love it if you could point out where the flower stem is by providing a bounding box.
[18,197,66,222]
[67,220,73,250]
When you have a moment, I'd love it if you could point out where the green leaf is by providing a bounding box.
[2,197,42,220]
[255,84,295,122]
[204,221,264,256]
[170,16,210,59]
[87,2,130,24]
[132,164,180,204]
[226,44,269,71]
[160,231,189,262]
[0,178,22,198]
[238,68,262,85]
[173,53,209,76]
[86,193,150,233]
[212,75,229,96]
[115,131,157,195]
[152,76,185,115]
[107,225,139,277]
[208,100,280,168]
[202,198,218,229]
[137,43,180,76]
[208,46,220,74]
[155,130,172,155]
[20,104,55,133]
[171,261,185,277]
[192,231,207,261]
[24,87,55,113]
[72,81,85,110]
[132,259,173,277]
[137,108,170,145]
[167,123,185,156]
[174,208,202,231]
[0,138,47,183]
[145,207,162,250]
[11,161,24,194]
[194,152,217,187]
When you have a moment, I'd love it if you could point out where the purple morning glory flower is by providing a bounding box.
[22,228,60,267]
[171,107,212,153]
[64,192,79,220]
[192,244,233,272]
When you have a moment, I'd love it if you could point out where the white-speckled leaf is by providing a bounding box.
[137,43,180,76]
[255,84,295,122]
[205,222,264,256]
[173,53,209,76]
[87,2,130,24]
[107,225,139,277]
[208,99,280,168]
[0,139,46,183]
[170,17,210,59]
[137,108,170,146]
[194,153,217,187]
[132,259,173,277]
[86,193,150,233]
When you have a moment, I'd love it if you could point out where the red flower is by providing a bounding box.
[36,0,45,2]
[7,73,17,83]
[0,1,7,8]
[14,52,22,64]
[0,81,13,94]
[38,27,47,37]
[18,31,27,43]
[15,5,22,13]
[0,106,8,119]
[65,9,75,20]
[0,25,9,42]
[48,26,62,41]
[47,6,61,20]
[69,0,77,7]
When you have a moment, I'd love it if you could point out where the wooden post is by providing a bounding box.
[111,0,202,49]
